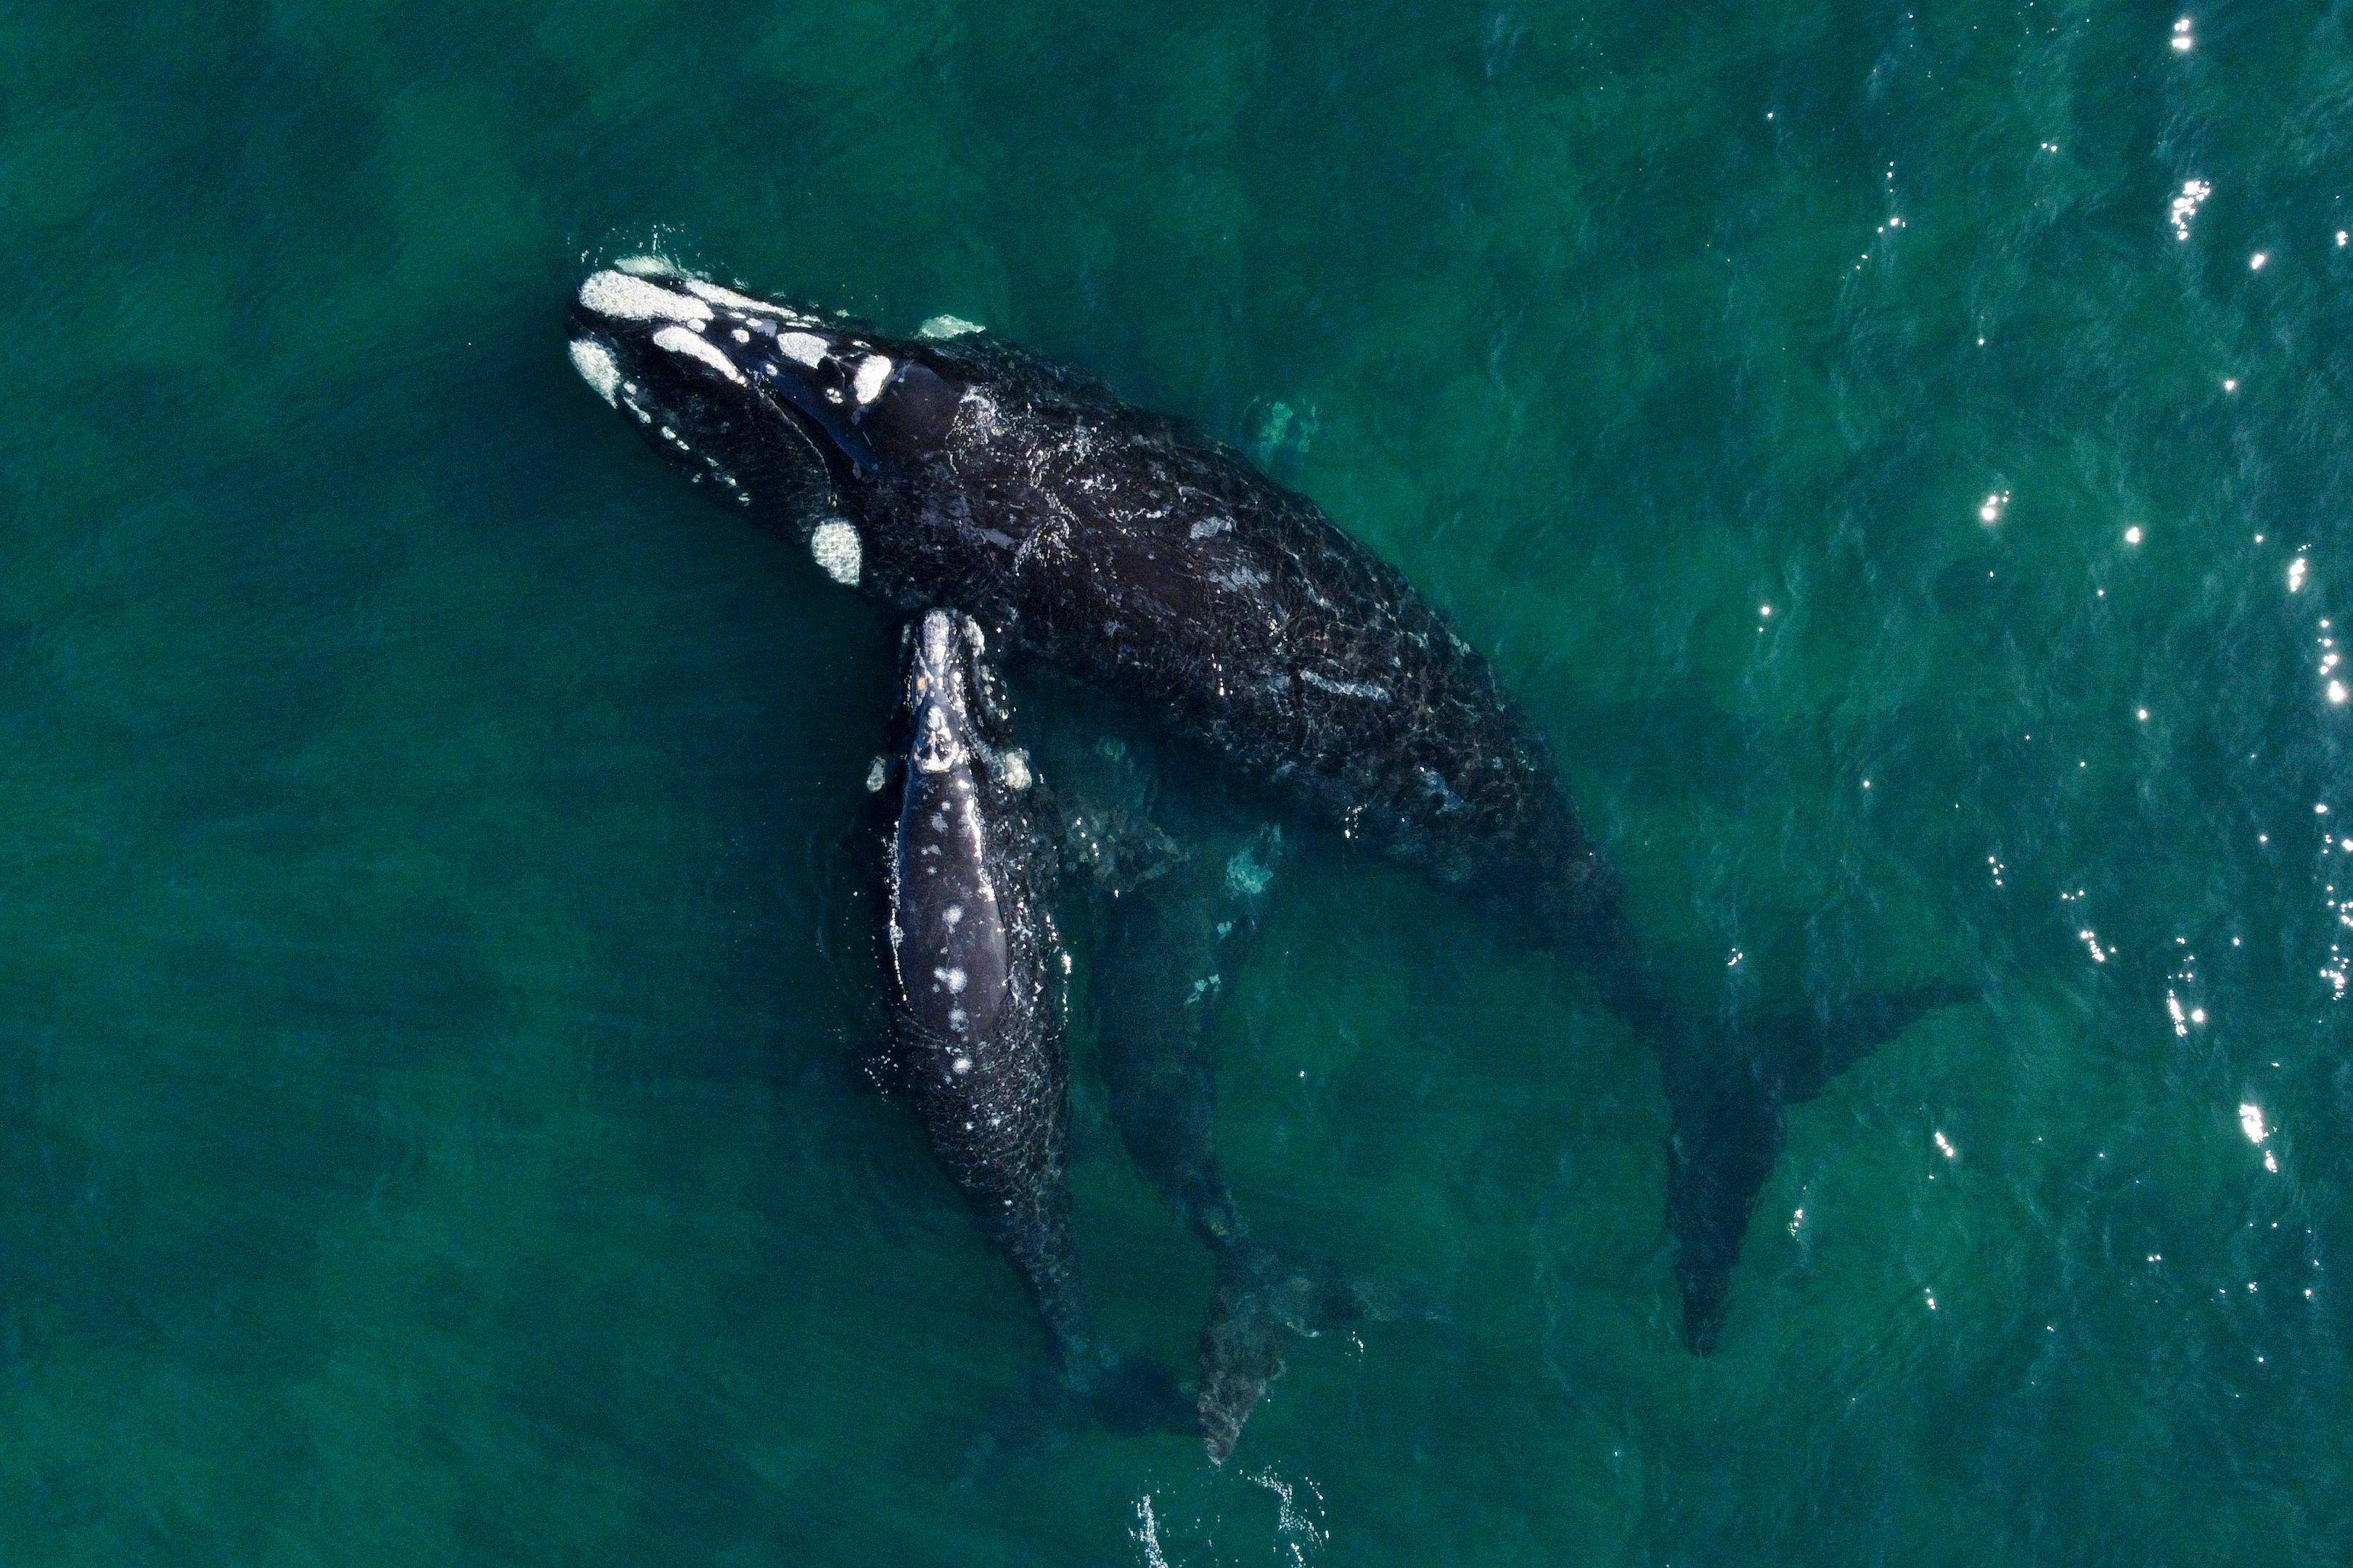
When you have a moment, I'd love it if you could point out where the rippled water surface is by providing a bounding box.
[4,1,2351,1562]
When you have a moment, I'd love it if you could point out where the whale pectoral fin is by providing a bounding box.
[1198,1273,1288,1466]
[1663,981,1974,1352]
[1197,1247,1433,1465]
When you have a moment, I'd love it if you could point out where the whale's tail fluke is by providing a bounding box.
[1197,1247,1428,1465]
[1656,981,1972,1352]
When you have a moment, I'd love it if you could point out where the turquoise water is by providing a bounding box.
[5,0,2351,1561]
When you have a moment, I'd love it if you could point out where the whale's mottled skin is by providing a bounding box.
[874,609,1099,1384]
[571,260,1960,1352]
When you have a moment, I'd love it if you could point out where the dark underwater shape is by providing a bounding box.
[1078,818,1420,1460]
[569,260,1963,1350]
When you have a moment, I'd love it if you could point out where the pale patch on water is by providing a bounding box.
[1129,1495,1169,1568]
[2169,179,2211,240]
[2238,1102,2280,1172]
[1225,841,1275,898]
[1247,1469,1330,1567]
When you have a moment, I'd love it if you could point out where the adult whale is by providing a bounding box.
[567,260,1960,1350]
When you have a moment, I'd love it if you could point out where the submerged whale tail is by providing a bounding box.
[1655,981,1971,1352]
[1056,1342,1190,1435]
[954,1348,1189,1486]
[1196,1246,1431,1464]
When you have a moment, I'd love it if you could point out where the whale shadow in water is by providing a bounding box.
[1039,723,1428,1462]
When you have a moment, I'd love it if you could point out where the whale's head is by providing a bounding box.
[898,607,1020,779]
[902,607,982,774]
[567,259,979,588]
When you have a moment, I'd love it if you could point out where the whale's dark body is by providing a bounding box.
[569,261,1955,1350]
[872,609,1102,1379]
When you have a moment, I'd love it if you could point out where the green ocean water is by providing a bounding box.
[4,0,2352,1561]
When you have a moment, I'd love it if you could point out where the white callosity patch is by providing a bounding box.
[567,338,621,405]
[810,519,862,586]
[650,324,744,384]
[615,255,675,278]
[918,314,984,340]
[920,608,957,671]
[578,270,713,327]
[776,330,829,369]
[682,278,761,308]
[682,277,812,321]
[853,354,895,405]
[865,756,888,792]
[997,749,1031,791]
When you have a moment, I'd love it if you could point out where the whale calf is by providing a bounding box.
[873,607,1126,1395]
[570,260,1960,1351]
